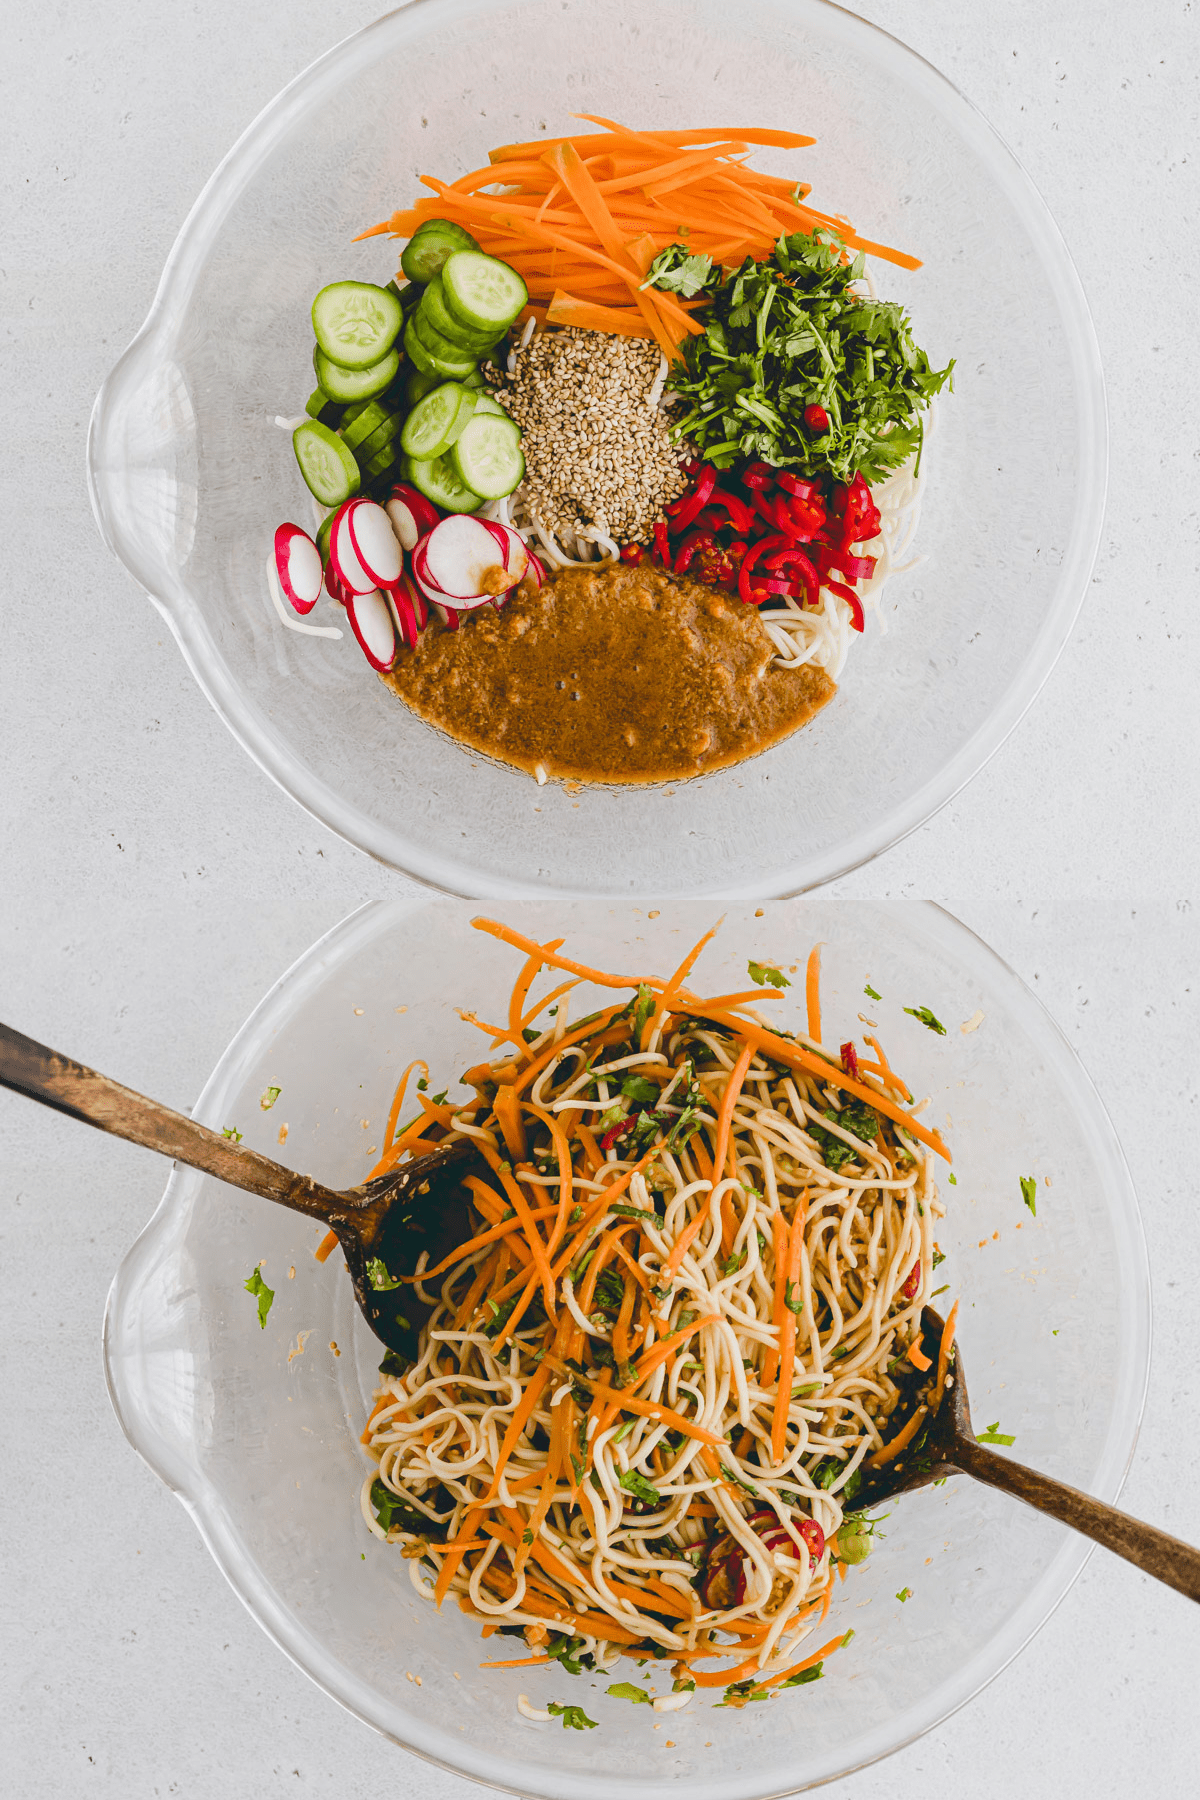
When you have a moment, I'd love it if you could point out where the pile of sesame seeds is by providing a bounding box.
[491,328,689,546]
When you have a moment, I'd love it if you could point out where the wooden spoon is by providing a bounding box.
[0,1021,480,1361]
[848,1306,1200,1602]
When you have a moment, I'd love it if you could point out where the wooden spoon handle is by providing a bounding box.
[955,1434,1200,1602]
[0,1020,344,1224]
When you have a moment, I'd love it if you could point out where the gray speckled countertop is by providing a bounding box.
[3,1,1198,1795]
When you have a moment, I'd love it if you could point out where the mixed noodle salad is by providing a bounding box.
[351,920,957,1711]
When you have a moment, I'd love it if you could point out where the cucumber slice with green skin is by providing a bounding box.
[462,366,488,390]
[441,251,528,335]
[400,218,481,286]
[342,400,404,454]
[408,451,484,514]
[293,420,360,507]
[405,368,441,406]
[355,412,406,465]
[312,281,403,370]
[420,275,505,353]
[362,442,400,482]
[388,277,422,313]
[315,511,336,566]
[403,316,477,382]
[305,387,342,426]
[399,381,477,460]
[449,413,525,500]
[314,343,400,403]
[470,392,509,419]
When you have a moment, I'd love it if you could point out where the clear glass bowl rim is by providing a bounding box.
[86,0,1109,901]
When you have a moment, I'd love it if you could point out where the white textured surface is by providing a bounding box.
[1,2,1197,1798]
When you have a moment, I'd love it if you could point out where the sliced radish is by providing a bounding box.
[329,500,376,596]
[422,515,512,602]
[386,483,440,552]
[387,573,423,648]
[274,523,324,614]
[347,499,403,587]
[525,547,546,587]
[344,588,399,670]
[411,537,487,612]
[480,519,530,586]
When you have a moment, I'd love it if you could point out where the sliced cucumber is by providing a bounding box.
[315,511,336,566]
[441,251,528,335]
[314,343,400,403]
[404,316,477,382]
[355,412,406,465]
[389,277,422,313]
[405,368,441,406]
[305,387,342,426]
[362,440,401,482]
[449,413,524,500]
[471,392,509,419]
[411,305,492,371]
[419,275,503,353]
[312,281,403,370]
[293,420,360,507]
[408,452,483,514]
[342,400,404,454]
[400,218,481,286]
[462,367,488,390]
[399,381,476,460]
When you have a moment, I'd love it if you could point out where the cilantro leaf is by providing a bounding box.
[976,1421,1016,1447]
[629,983,655,1042]
[243,1266,274,1327]
[366,1256,401,1291]
[416,1076,428,1091]
[904,1006,947,1036]
[546,1701,597,1731]
[545,1633,596,1675]
[607,1681,653,1705]
[809,1100,879,1170]
[864,983,881,1002]
[643,244,716,298]
[618,1468,662,1507]
[483,1295,518,1338]
[895,1586,912,1602]
[621,1073,661,1104]
[1020,1175,1037,1217]
[748,960,790,989]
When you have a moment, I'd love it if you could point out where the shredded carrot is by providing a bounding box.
[864,1033,913,1103]
[494,1084,527,1161]
[383,1059,428,1151]
[805,944,823,1044]
[864,1402,928,1469]
[932,1300,959,1413]
[479,1654,550,1668]
[907,1339,933,1373]
[314,1228,339,1263]
[771,1202,806,1463]
[758,1631,851,1690]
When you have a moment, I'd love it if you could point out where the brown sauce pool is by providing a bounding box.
[381,562,835,784]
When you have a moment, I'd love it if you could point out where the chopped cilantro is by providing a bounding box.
[809,1099,879,1170]
[546,1701,597,1731]
[672,1677,696,1694]
[657,229,952,481]
[607,1202,655,1222]
[379,1349,409,1376]
[621,1073,661,1104]
[430,1090,447,1105]
[896,1586,912,1603]
[612,1418,634,1446]
[259,1086,281,1110]
[243,1266,274,1327]
[721,1246,747,1277]
[545,1633,595,1675]
[976,1421,1016,1447]
[592,1267,625,1315]
[717,1678,771,1706]
[785,1282,804,1316]
[1020,1175,1037,1216]
[607,1681,653,1705]
[416,1077,427,1091]
[904,1006,947,1036]
[719,1462,758,1496]
[366,1256,401,1291]
[748,960,790,989]
[618,1469,661,1507]
[522,1528,534,1545]
[780,1661,825,1689]
[932,1247,946,1269]
[521,1026,540,1043]
[948,1172,957,1186]
[931,1284,950,1297]
[631,983,655,1042]
[864,983,881,1002]
[483,1295,517,1338]
[369,1476,428,1535]
[222,1125,243,1143]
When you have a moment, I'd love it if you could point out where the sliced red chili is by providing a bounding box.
[600,1115,635,1151]
[666,462,717,532]
[840,1040,860,1080]
[741,461,776,491]
[825,578,866,632]
[901,1260,921,1300]
[620,542,644,564]
[652,520,671,564]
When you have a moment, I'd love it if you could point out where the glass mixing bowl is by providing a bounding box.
[87,0,1105,899]
[104,898,1148,1798]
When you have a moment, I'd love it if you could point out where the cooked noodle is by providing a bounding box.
[360,923,951,1696]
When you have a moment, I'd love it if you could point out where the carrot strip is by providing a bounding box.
[805,944,822,1045]
[524,1101,575,1256]
[931,1300,959,1413]
[863,1033,913,1103]
[483,1362,553,1499]
[758,1631,851,1689]
[907,1340,933,1373]
[865,1402,928,1468]
[473,917,660,995]
[479,1654,551,1668]
[494,1084,527,1161]
[383,1060,429,1150]
[314,1228,339,1263]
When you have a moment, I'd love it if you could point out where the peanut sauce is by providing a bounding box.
[381,562,835,784]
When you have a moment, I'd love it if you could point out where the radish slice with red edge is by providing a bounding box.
[422,515,513,602]
[411,537,491,611]
[480,519,530,586]
[386,483,440,552]
[344,588,399,670]
[329,500,376,596]
[347,499,403,587]
[273,523,323,614]
[386,574,421,648]
[265,552,343,639]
